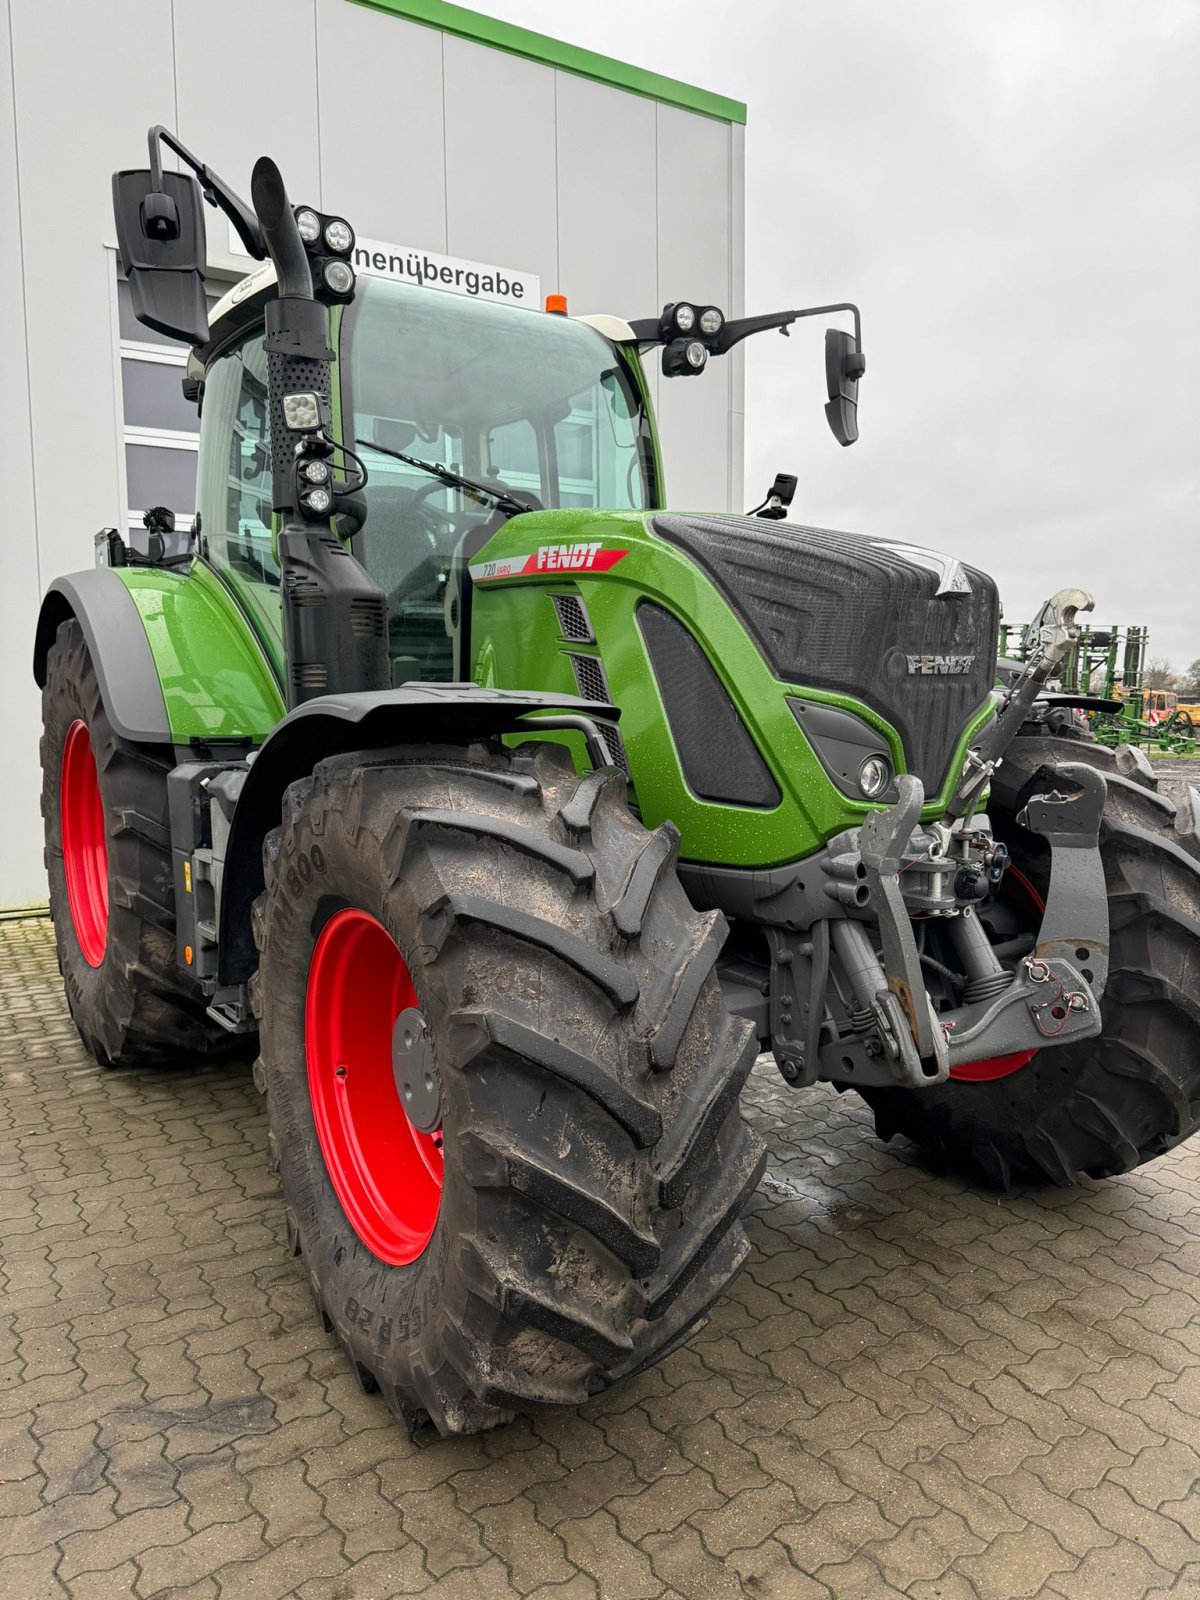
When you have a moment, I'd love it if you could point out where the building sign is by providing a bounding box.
[228,224,539,308]
[353,238,539,307]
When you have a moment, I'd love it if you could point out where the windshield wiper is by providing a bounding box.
[357,438,531,517]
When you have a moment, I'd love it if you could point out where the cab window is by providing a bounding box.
[343,276,656,683]
[194,331,282,666]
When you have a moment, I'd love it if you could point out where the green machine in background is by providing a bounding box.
[32,124,1200,1435]
[1000,619,1198,753]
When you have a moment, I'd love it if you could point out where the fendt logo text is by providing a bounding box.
[536,543,603,571]
[467,545,629,583]
[906,654,976,675]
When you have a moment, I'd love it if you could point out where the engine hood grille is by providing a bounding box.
[652,513,999,796]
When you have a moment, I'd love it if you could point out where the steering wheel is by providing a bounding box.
[384,482,474,613]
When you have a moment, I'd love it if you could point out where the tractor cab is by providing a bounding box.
[195,273,658,686]
[1142,688,1177,724]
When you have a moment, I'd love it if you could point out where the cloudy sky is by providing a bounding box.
[488,0,1199,669]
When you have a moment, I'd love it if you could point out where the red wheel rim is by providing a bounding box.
[950,864,1045,1083]
[60,719,109,968]
[305,909,443,1265]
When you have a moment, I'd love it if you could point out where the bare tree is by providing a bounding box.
[1145,658,1178,690]
[1179,659,1200,699]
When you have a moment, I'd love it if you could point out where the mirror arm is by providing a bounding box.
[147,124,265,260]
[710,301,861,355]
[630,301,862,356]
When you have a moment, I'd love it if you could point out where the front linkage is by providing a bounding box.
[764,588,1108,1092]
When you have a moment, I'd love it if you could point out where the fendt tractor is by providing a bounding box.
[34,128,1200,1435]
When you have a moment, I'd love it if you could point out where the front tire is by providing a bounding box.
[41,617,236,1065]
[253,741,764,1434]
[860,737,1200,1189]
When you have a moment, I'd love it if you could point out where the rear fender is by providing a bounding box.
[217,684,616,985]
[33,571,171,743]
[34,564,285,747]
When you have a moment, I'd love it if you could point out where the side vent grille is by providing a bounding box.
[565,652,628,778]
[287,578,323,607]
[598,721,629,778]
[567,652,610,706]
[291,662,328,692]
[350,597,386,638]
[552,593,595,643]
[638,602,781,809]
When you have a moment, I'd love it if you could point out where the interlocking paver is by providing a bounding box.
[1045,1537,1177,1599]
[135,1515,266,1596]
[4,913,1200,1599]
[471,1492,577,1592]
[773,1497,897,1571]
[957,1524,1078,1599]
[1075,1479,1200,1574]
[555,1508,662,1598]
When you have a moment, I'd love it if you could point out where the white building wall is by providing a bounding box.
[1,0,744,907]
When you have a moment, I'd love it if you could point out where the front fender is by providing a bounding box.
[217,684,616,985]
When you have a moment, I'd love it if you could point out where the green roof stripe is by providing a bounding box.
[345,0,747,124]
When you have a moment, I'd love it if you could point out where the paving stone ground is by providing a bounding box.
[2,914,1199,1599]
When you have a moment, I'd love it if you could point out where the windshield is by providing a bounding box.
[343,276,656,682]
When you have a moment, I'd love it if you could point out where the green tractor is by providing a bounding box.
[34,129,1200,1435]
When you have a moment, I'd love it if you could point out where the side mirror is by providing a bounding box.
[748,472,798,520]
[824,328,866,447]
[112,169,209,345]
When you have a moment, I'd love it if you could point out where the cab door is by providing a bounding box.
[193,324,285,678]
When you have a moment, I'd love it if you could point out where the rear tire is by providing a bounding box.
[41,618,238,1066]
[860,737,1200,1189]
[252,741,765,1435]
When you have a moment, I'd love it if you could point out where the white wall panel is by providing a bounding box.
[0,0,45,903]
[315,2,447,251]
[442,33,557,292]
[11,0,174,598]
[654,105,732,510]
[174,0,320,275]
[555,73,656,317]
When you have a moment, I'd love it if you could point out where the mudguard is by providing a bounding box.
[33,570,171,743]
[217,683,618,985]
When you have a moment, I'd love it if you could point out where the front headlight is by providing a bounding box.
[301,486,332,515]
[673,302,696,333]
[282,392,322,431]
[324,218,354,254]
[858,755,892,799]
[322,259,355,295]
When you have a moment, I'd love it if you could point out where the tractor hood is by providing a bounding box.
[651,513,1001,796]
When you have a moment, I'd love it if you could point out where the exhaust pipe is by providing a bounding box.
[250,157,312,300]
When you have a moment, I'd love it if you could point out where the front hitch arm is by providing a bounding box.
[858,775,950,1081]
[948,586,1096,823]
[821,763,1108,1092]
[1020,761,1110,997]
